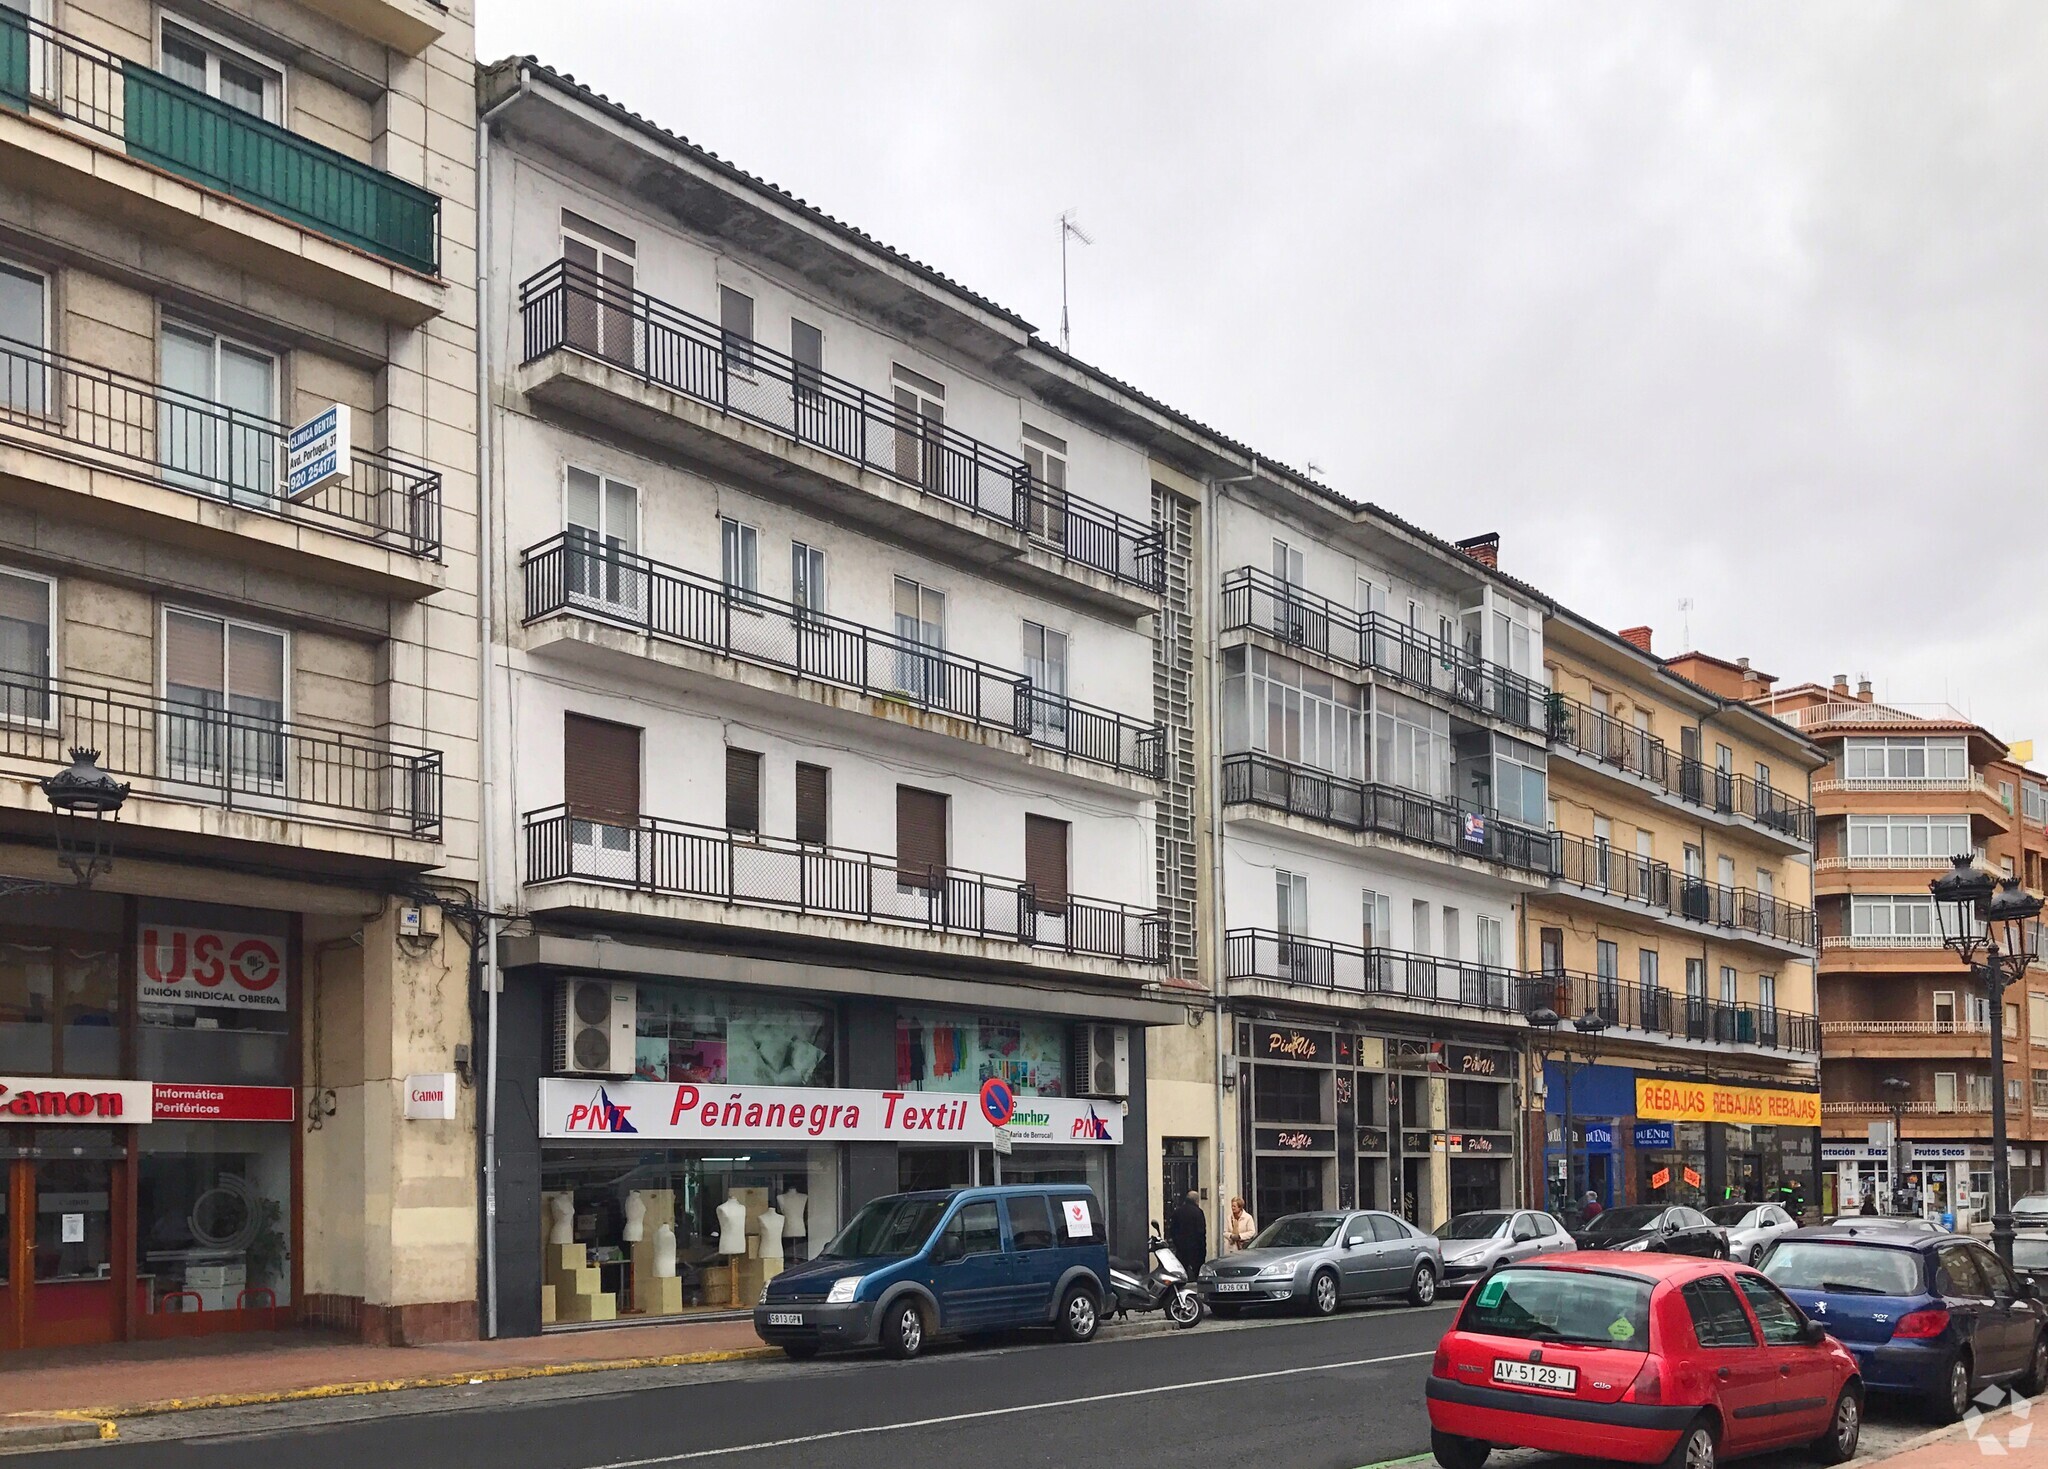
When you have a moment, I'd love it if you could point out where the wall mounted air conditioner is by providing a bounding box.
[554,978,636,1076]
[1073,1023,1130,1098]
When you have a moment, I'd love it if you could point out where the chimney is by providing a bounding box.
[1618,626,1653,655]
[1740,658,1764,694]
[1857,678,1873,704]
[1454,532,1499,569]
[1831,674,1850,696]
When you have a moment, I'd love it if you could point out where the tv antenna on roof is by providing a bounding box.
[1059,209,1093,353]
[1678,598,1695,648]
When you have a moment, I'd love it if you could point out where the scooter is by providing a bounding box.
[1108,1224,1201,1328]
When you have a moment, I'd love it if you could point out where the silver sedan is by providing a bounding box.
[1432,1209,1575,1287]
[1705,1201,1800,1265]
[1196,1210,1442,1317]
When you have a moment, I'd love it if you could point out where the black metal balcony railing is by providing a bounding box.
[1222,751,1556,877]
[1219,568,1546,733]
[518,259,1162,593]
[0,12,439,274]
[1519,970,1821,1055]
[1224,929,1527,1012]
[1543,692,1816,843]
[0,336,441,558]
[523,535,1162,778]
[1552,831,1817,948]
[524,806,1161,963]
[0,670,440,838]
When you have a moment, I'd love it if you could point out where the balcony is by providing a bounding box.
[1814,772,1993,796]
[1218,568,1545,734]
[0,337,441,591]
[1523,970,1820,1054]
[523,806,1161,967]
[518,260,1160,601]
[1544,691,1815,846]
[1550,830,1818,953]
[1223,928,1526,1015]
[521,535,1162,783]
[0,670,439,858]
[1819,1020,1992,1059]
[1220,752,1555,879]
[1814,855,1959,873]
[0,14,441,313]
[1823,1100,1990,1117]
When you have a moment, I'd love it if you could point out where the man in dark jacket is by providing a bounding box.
[1169,1190,1208,1274]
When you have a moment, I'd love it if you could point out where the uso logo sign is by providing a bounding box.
[138,925,288,1012]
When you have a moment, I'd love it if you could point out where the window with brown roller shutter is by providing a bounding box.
[725,747,761,834]
[565,714,640,827]
[1025,813,1069,913]
[795,762,829,846]
[895,785,947,891]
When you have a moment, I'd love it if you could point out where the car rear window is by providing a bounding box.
[1762,1241,1923,1296]
[1458,1267,1653,1351]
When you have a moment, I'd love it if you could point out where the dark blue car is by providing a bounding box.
[1759,1223,2048,1421]
[753,1185,1111,1361]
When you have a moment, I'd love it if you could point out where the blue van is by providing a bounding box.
[753,1184,1111,1360]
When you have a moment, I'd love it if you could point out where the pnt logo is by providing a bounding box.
[1070,1105,1112,1141]
[564,1085,637,1133]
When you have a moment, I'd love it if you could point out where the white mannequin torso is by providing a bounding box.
[757,1208,784,1259]
[715,1196,748,1254]
[777,1189,808,1236]
[652,1222,677,1277]
[622,1190,646,1243]
[548,1193,573,1246]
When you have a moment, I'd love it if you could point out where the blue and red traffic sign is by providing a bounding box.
[979,1076,1016,1128]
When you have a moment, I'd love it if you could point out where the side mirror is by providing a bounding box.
[1800,1317,1828,1346]
[930,1233,961,1264]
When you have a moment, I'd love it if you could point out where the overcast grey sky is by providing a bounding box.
[480,2,2048,745]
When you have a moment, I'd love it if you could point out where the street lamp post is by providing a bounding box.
[1529,1003,1611,1221]
[1930,854,2043,1268]
[1880,1076,1912,1216]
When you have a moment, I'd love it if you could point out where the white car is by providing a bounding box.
[1431,1209,1575,1287]
[2013,1193,2048,1230]
[1704,1200,1800,1264]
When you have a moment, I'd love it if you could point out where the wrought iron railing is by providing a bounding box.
[0,670,439,837]
[523,805,1161,963]
[1519,969,1820,1053]
[1543,690,1667,783]
[522,535,1162,777]
[1219,568,1545,733]
[1224,929,1527,1012]
[0,11,439,274]
[1552,830,1816,947]
[518,258,1161,592]
[1221,751,1555,877]
[0,335,440,557]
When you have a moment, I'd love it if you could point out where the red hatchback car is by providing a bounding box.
[1426,1253,1862,1469]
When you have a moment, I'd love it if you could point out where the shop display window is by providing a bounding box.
[633,986,834,1087]
[1253,1065,1326,1124]
[0,890,124,1076]
[134,901,291,1087]
[137,1122,293,1315]
[1447,1080,1505,1130]
[896,1007,1065,1095]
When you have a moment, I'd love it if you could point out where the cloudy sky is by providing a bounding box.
[479,3,2048,745]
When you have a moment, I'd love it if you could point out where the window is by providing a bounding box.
[1756,869,1774,900]
[160,20,281,121]
[562,212,637,365]
[1850,894,1939,940]
[1276,871,1308,934]
[1411,899,1431,955]
[1720,966,1738,1005]
[1494,738,1547,826]
[790,318,823,387]
[1597,941,1619,980]
[1934,1072,1958,1112]
[1362,889,1390,951]
[0,566,52,722]
[1476,915,1503,968]
[1375,688,1451,798]
[791,541,827,614]
[0,260,47,414]
[1935,1244,1987,1298]
[1441,906,1461,962]
[1636,830,1654,887]
[2033,993,2048,1037]
[1022,426,1068,544]
[1006,1194,1054,1251]
[895,785,948,891]
[1447,1080,1498,1130]
[1683,843,1703,880]
[720,517,759,602]
[794,762,829,846]
[1733,1274,1807,1346]
[563,714,641,856]
[1356,577,1386,618]
[2026,784,2048,827]
[1718,854,1736,890]
[1848,815,1974,861]
[718,285,755,375]
[1272,539,1304,586]
[1639,948,1659,989]
[1754,760,1771,792]
[1759,973,1777,1012]
[1841,737,1969,784]
[1022,620,1069,743]
[1593,815,1613,886]
[1369,1213,1410,1242]
[163,609,284,789]
[1024,814,1069,913]
[159,321,278,502]
[1223,646,1367,777]
[942,1200,1002,1259]
[2033,1070,2048,1111]
[724,748,761,835]
[1681,1275,1759,1348]
[564,467,639,609]
[891,576,946,700]
[2001,781,2015,813]
[1715,743,1734,774]
[890,366,945,487]
[1934,991,1956,1029]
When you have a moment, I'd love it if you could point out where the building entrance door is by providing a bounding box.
[5,1129,129,1350]
[1161,1138,1200,1208]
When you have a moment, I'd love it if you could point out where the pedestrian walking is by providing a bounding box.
[1170,1189,1209,1274]
[1580,1189,1604,1224]
[1225,1196,1258,1251]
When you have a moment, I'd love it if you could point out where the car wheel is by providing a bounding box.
[1308,1269,1340,1317]
[1925,1352,1972,1424]
[1749,1244,1764,1266]
[881,1299,926,1360]
[1809,1384,1861,1464]
[1408,1261,1439,1306]
[1430,1428,1489,1469]
[781,1342,820,1362]
[1056,1285,1100,1342]
[2020,1330,2048,1398]
[1659,1417,1717,1469]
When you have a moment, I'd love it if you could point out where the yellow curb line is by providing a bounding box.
[68,1345,780,1421]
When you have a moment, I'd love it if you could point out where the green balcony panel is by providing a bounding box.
[122,66,438,276]
[0,8,28,114]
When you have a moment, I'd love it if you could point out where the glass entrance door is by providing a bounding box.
[5,1129,128,1349]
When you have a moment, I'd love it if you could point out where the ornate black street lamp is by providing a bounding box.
[0,748,131,900]
[1930,854,2042,1266]
[1880,1075,1912,1216]
[1530,1004,1611,1221]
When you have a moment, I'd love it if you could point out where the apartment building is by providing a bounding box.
[0,0,479,1349]
[1761,678,2048,1222]
[1530,631,1826,1223]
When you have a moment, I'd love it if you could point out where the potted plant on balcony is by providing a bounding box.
[1545,689,1572,742]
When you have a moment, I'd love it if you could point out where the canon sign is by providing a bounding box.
[138,925,288,1012]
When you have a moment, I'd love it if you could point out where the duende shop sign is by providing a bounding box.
[138,925,288,1012]
[540,1079,1123,1146]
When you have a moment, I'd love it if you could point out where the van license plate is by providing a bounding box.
[1215,1283,1250,1293]
[1493,1360,1576,1391]
[768,1312,804,1326]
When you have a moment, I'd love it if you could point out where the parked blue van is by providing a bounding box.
[753,1185,1112,1360]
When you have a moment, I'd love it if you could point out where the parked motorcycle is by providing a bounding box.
[1108,1224,1201,1328]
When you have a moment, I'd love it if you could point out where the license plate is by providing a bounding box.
[767,1312,804,1326]
[1216,1282,1251,1293]
[1493,1360,1577,1391]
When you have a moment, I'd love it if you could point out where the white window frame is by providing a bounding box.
[718,283,756,378]
[158,16,286,123]
[1363,889,1391,951]
[1476,913,1503,968]
[0,563,56,728]
[791,540,827,614]
[1275,870,1307,934]
[158,602,291,793]
[720,516,760,604]
[0,256,51,416]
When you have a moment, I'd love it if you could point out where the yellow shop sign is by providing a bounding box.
[1635,1077,1821,1128]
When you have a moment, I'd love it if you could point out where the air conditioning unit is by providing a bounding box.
[1072,1023,1130,1098]
[554,978,636,1076]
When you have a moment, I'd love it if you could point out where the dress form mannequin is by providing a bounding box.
[622,1190,646,1243]
[715,1196,748,1255]
[777,1188,808,1237]
[548,1193,574,1246]
[653,1222,677,1277]
[757,1207,784,1260]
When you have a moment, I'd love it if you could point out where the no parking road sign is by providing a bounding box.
[979,1076,1016,1128]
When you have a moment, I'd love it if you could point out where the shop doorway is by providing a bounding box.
[1161,1138,1200,1207]
[4,1131,129,1351]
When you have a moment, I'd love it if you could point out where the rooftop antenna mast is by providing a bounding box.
[1059,209,1093,353]
[1678,598,1694,648]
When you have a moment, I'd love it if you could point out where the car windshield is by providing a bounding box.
[1439,1212,1512,1241]
[1459,1267,1654,1351]
[1705,1205,1758,1226]
[1762,1241,1923,1296]
[1582,1206,1664,1236]
[1252,1215,1343,1250]
[2012,1237,2048,1271]
[821,1195,951,1260]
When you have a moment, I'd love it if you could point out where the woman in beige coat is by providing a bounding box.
[1225,1196,1258,1251]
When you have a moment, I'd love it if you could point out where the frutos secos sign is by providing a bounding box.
[138,925,287,1011]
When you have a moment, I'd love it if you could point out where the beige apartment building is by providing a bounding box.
[0,0,479,1348]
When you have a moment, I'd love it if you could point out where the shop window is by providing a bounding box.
[1447,1079,1501,1130]
[135,900,290,1086]
[0,889,124,1076]
[897,1006,1066,1095]
[137,1121,292,1316]
[1253,1063,1325,1124]
[631,983,833,1087]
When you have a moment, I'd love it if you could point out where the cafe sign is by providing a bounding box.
[1254,1126,1335,1154]
[1252,1025,1330,1065]
[1443,1044,1509,1078]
